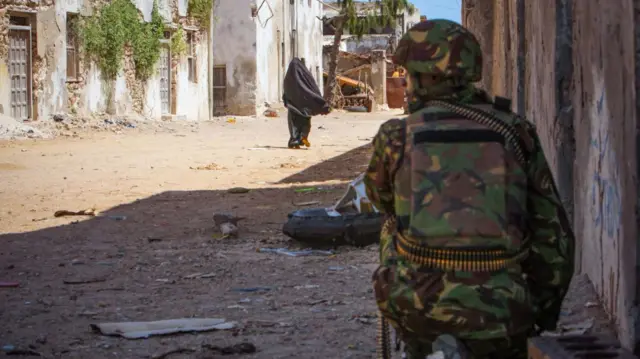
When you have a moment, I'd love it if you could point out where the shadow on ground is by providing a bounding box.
[276,143,373,184]
[0,139,615,358]
[0,146,381,359]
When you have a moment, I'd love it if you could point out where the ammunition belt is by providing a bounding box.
[395,233,529,272]
[427,100,530,168]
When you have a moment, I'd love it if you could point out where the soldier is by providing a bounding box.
[363,19,575,359]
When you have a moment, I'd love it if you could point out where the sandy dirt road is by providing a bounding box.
[0,110,612,358]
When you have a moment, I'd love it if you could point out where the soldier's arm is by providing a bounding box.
[522,125,576,331]
[363,119,405,214]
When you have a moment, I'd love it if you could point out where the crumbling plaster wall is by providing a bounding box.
[294,0,323,93]
[463,0,639,349]
[256,0,284,107]
[212,0,258,116]
[0,0,68,121]
[69,0,207,120]
[345,35,390,54]
[0,0,204,121]
[255,0,324,108]
[174,29,210,121]
[571,0,637,349]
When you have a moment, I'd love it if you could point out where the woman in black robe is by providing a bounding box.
[282,58,330,149]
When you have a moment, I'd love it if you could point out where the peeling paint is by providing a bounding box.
[0,0,210,121]
[213,0,323,115]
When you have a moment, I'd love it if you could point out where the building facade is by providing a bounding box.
[0,0,210,122]
[211,0,324,116]
[322,1,421,55]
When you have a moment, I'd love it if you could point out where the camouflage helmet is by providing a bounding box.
[393,19,482,83]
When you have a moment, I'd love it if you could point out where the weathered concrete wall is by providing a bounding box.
[214,0,322,115]
[572,0,637,349]
[256,0,323,107]
[295,0,323,90]
[174,31,210,121]
[464,0,639,350]
[462,0,493,93]
[256,0,284,107]
[344,35,391,54]
[212,0,257,115]
[0,0,209,121]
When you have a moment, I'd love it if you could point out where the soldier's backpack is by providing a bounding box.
[392,98,534,267]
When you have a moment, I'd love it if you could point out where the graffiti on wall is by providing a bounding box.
[589,90,621,238]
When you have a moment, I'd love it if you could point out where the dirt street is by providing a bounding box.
[0,111,613,358]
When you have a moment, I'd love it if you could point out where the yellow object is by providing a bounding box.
[226,118,236,124]
[301,138,310,147]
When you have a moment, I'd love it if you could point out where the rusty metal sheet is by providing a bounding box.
[528,335,636,358]
[386,77,406,109]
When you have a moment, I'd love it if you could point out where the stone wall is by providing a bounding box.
[463,0,639,350]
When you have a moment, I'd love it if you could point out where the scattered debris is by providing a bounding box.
[227,187,250,194]
[231,287,272,293]
[427,352,446,359]
[351,313,377,325]
[63,277,107,285]
[202,342,257,355]
[277,162,300,169]
[219,222,239,238]
[585,301,598,308]
[345,106,368,112]
[91,318,237,339]
[54,209,96,217]
[294,284,319,290]
[190,163,227,171]
[213,213,245,226]
[0,114,49,140]
[53,114,67,122]
[0,281,19,288]
[263,109,278,117]
[147,237,163,242]
[543,318,595,337]
[183,272,217,279]
[3,348,44,356]
[293,200,320,206]
[213,212,245,239]
[257,248,335,257]
[294,187,318,193]
[150,347,196,359]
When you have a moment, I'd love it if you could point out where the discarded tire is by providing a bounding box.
[282,207,383,247]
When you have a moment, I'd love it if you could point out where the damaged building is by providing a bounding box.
[0,0,210,122]
[322,1,420,54]
[211,0,324,116]
[320,1,421,110]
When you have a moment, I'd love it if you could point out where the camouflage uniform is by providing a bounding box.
[364,19,575,359]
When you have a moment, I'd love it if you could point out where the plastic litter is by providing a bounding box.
[257,248,334,257]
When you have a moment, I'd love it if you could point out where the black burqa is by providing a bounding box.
[282,58,329,148]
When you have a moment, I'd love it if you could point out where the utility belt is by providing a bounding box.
[395,232,529,272]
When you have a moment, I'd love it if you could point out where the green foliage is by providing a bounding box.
[335,0,416,38]
[188,0,213,28]
[79,0,164,80]
[171,25,188,56]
